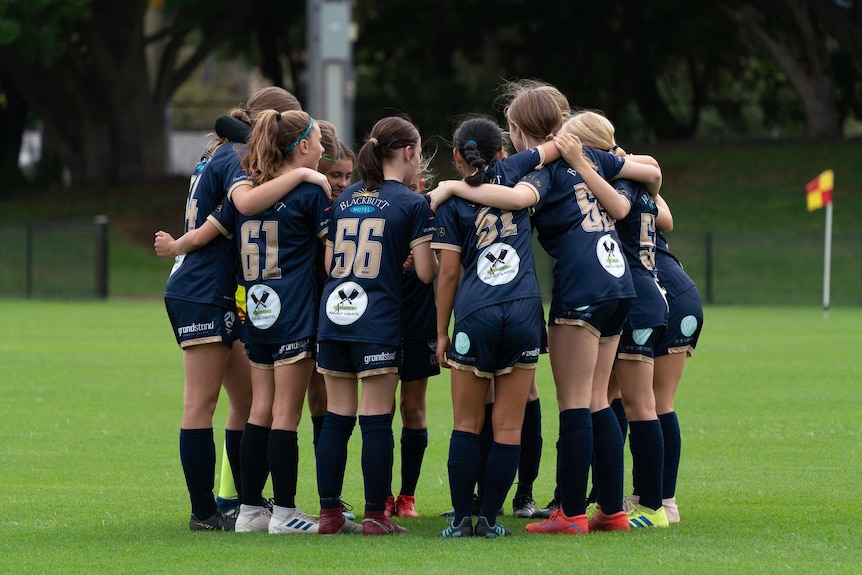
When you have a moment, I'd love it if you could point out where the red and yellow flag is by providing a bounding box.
[806,169,833,211]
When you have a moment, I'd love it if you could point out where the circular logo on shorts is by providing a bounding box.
[596,234,626,278]
[680,315,698,337]
[454,332,471,355]
[632,327,653,346]
[246,284,281,329]
[223,310,236,331]
[326,281,368,325]
[476,242,520,286]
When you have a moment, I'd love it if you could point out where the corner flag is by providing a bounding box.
[806,169,833,211]
[806,170,834,315]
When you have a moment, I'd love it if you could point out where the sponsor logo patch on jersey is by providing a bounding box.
[247,284,281,329]
[596,234,626,278]
[326,281,368,325]
[476,242,520,286]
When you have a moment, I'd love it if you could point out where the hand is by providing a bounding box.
[402,252,415,271]
[427,181,457,212]
[554,133,584,168]
[298,167,332,199]
[436,333,451,368]
[154,231,176,257]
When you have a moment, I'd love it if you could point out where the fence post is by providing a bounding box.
[94,215,109,299]
[704,230,713,305]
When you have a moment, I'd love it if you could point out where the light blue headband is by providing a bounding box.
[282,117,315,154]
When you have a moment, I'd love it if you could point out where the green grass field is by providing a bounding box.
[1,301,859,574]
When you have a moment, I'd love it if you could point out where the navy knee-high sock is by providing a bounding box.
[240,423,270,506]
[311,415,325,451]
[516,399,542,497]
[480,442,521,526]
[268,429,299,508]
[558,408,592,517]
[448,430,480,524]
[476,402,494,501]
[399,427,428,496]
[316,411,356,509]
[224,428,243,502]
[359,414,394,512]
[591,407,624,514]
[628,419,664,510]
[611,398,628,442]
[179,428,217,519]
[659,411,681,500]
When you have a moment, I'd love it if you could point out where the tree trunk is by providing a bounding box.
[0,73,29,192]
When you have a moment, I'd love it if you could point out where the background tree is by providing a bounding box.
[0,0,256,188]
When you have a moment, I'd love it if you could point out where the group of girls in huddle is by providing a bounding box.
[155,78,702,538]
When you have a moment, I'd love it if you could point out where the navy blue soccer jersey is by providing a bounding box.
[318,180,436,346]
[163,141,247,309]
[208,182,331,345]
[655,231,697,298]
[483,147,544,186]
[430,197,541,321]
[402,269,436,340]
[521,148,634,311]
[613,179,667,329]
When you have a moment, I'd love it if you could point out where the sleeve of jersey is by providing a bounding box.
[518,168,548,205]
[312,187,332,239]
[429,202,462,253]
[409,197,436,249]
[588,147,625,179]
[492,148,543,186]
[206,196,237,239]
[614,180,637,204]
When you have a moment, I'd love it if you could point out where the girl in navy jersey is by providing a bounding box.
[384,169,439,519]
[433,116,555,538]
[158,110,334,534]
[159,87,320,531]
[559,111,670,529]
[315,116,437,536]
[649,201,703,524]
[430,81,661,535]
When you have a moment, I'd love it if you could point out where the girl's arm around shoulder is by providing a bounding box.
[154,220,221,257]
[427,179,538,212]
[411,240,438,284]
[555,133,632,220]
[654,194,674,232]
[617,156,662,197]
[230,168,332,216]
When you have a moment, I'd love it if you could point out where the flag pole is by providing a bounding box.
[822,201,833,318]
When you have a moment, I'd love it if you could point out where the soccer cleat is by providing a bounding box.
[318,507,363,534]
[188,510,235,532]
[384,495,396,518]
[235,504,272,533]
[362,513,408,536]
[533,496,559,519]
[340,499,356,521]
[585,501,600,520]
[662,497,680,524]
[440,516,473,538]
[474,516,509,538]
[215,496,239,518]
[525,509,588,535]
[626,504,669,529]
[268,507,319,534]
[512,493,537,518]
[588,510,631,532]
[395,494,418,517]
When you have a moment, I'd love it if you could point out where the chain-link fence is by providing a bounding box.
[0,217,109,299]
